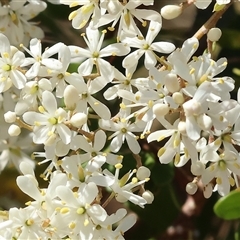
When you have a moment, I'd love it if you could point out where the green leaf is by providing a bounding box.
[214,189,240,220]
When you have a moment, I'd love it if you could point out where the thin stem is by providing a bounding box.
[133,153,142,169]
[101,192,115,208]
[16,117,33,131]
[193,2,233,40]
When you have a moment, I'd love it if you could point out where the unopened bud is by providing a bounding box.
[207,28,222,42]
[178,121,186,134]
[4,111,17,123]
[172,92,184,104]
[165,73,180,93]
[70,112,87,128]
[8,124,21,136]
[183,99,202,117]
[197,114,212,131]
[136,166,151,180]
[64,85,79,110]
[191,161,204,176]
[186,182,198,195]
[152,103,169,117]
[160,5,182,20]
[142,190,154,204]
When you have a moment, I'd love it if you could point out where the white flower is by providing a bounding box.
[201,151,240,196]
[0,0,46,46]
[68,77,111,119]
[54,182,107,239]
[14,78,53,115]
[20,39,64,79]
[69,27,130,80]
[0,33,26,92]
[23,91,72,145]
[99,0,160,39]
[122,21,175,72]
[90,163,148,208]
[75,130,109,172]
[40,44,82,98]
[60,0,102,29]
[99,110,144,154]
[104,67,149,100]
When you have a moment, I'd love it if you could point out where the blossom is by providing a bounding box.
[90,163,149,208]
[20,39,64,79]
[201,150,240,196]
[69,27,130,80]
[23,90,72,145]
[60,0,102,29]
[67,77,111,119]
[99,0,160,39]
[0,33,26,92]
[122,21,175,72]
[0,0,46,46]
[99,109,145,154]
[53,182,107,239]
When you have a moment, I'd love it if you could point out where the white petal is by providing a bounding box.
[17,175,41,200]
[88,96,111,119]
[110,134,123,153]
[56,186,78,206]
[126,134,140,154]
[56,124,72,144]
[93,130,106,151]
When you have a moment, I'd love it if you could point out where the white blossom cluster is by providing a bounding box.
[0,0,238,239]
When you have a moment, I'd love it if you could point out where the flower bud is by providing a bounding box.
[172,92,184,104]
[197,114,212,130]
[136,166,151,180]
[152,103,169,117]
[64,85,79,110]
[186,182,198,195]
[70,112,87,128]
[164,73,180,93]
[183,99,202,117]
[191,161,204,176]
[207,28,222,42]
[160,5,182,20]
[178,121,186,134]
[8,124,21,136]
[4,111,17,123]
[142,190,154,204]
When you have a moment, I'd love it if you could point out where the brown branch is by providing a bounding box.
[193,2,233,40]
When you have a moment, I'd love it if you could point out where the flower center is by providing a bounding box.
[48,117,58,125]
[2,64,11,71]
[77,207,86,215]
[57,73,64,79]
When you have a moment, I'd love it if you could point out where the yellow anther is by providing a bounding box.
[38,105,45,113]
[70,1,78,7]
[132,177,138,184]
[60,207,69,214]
[157,135,165,142]
[69,222,76,229]
[115,163,123,169]
[157,147,166,157]
[216,177,222,185]
[68,10,77,20]
[174,153,180,165]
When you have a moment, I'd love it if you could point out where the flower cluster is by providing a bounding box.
[0,0,238,238]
